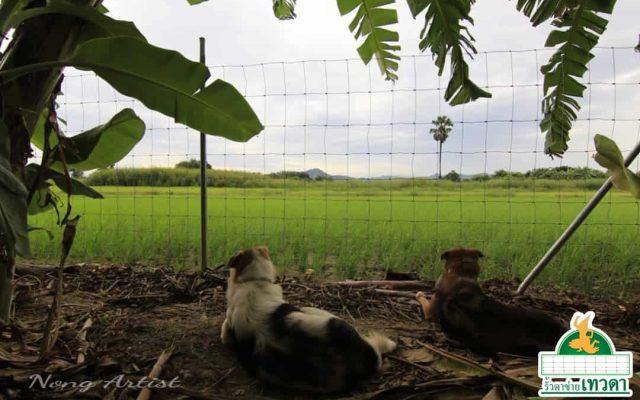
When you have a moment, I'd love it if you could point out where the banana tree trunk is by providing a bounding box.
[0,259,14,322]
[1,3,91,160]
[0,0,100,321]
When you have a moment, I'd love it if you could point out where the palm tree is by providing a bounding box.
[430,115,454,179]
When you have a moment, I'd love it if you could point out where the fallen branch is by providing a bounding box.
[414,375,495,389]
[136,345,174,400]
[164,386,273,400]
[373,289,419,299]
[75,317,93,364]
[106,294,169,305]
[327,280,429,290]
[208,366,236,389]
[416,340,539,393]
[15,264,83,276]
[338,375,494,400]
[384,271,419,281]
[387,354,436,376]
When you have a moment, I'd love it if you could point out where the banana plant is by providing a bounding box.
[593,134,640,199]
[273,0,297,19]
[521,1,617,157]
[0,0,263,321]
[337,0,402,81]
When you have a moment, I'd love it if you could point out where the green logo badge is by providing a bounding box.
[538,311,633,397]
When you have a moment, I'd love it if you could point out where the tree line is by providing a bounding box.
[86,163,607,187]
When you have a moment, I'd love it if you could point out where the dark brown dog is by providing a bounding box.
[416,247,565,357]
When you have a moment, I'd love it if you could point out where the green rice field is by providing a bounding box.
[27,183,640,296]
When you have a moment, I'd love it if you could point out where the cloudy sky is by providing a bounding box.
[58,0,640,178]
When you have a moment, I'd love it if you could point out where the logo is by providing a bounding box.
[538,311,633,397]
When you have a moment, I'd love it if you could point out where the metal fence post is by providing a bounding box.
[517,140,640,294]
[199,37,208,272]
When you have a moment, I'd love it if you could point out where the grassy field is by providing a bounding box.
[27,183,640,295]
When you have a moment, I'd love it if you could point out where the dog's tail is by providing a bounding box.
[364,331,396,367]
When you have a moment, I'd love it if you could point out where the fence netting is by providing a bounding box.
[29,47,640,292]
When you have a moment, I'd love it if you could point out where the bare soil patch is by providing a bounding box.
[1,264,639,399]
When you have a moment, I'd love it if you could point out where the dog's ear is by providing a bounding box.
[227,249,255,275]
[475,250,484,258]
[440,251,450,261]
[227,253,240,269]
[256,246,271,260]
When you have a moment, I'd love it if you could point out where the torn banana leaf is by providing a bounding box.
[593,134,640,198]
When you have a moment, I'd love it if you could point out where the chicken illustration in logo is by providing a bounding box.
[568,312,600,354]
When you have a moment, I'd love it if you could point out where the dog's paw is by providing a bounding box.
[415,291,433,320]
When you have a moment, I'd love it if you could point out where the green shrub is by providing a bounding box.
[444,170,461,182]
[524,166,607,180]
[175,159,212,169]
[268,171,312,180]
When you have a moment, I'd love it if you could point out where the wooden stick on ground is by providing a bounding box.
[76,317,93,364]
[373,289,420,299]
[328,280,428,290]
[207,366,236,390]
[387,354,436,376]
[416,340,540,393]
[14,263,83,276]
[136,346,175,400]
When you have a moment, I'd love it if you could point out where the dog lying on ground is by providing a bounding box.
[415,247,565,358]
[220,246,396,393]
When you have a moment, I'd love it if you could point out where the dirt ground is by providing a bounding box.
[1,263,639,400]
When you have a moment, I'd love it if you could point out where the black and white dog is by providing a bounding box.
[220,246,396,393]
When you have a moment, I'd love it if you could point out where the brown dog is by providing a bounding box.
[416,247,565,357]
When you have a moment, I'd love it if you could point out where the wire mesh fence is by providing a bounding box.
[29,46,640,292]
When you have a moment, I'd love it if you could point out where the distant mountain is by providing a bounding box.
[305,168,329,179]
[304,168,352,180]
[305,168,483,181]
